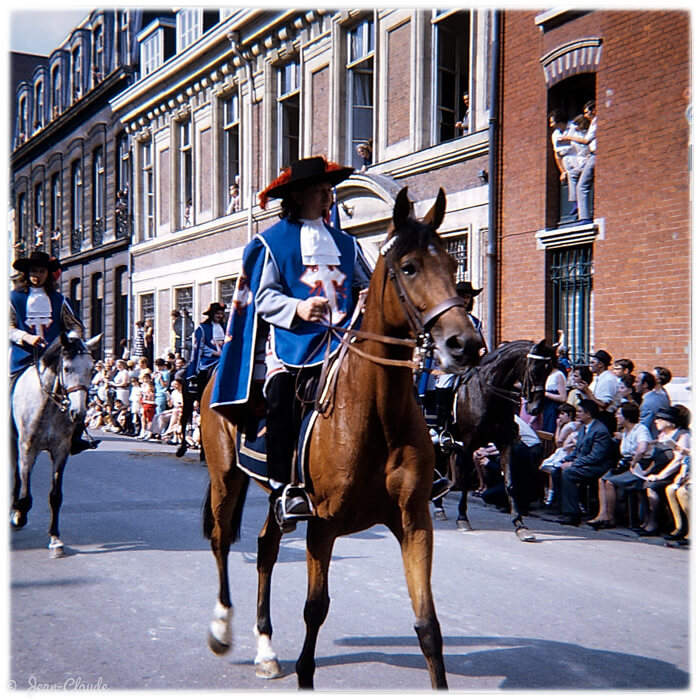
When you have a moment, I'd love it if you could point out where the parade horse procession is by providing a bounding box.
[9,176,553,689]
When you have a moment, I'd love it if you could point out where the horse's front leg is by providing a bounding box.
[47,449,70,557]
[501,444,535,542]
[296,519,336,689]
[394,503,448,689]
[11,440,36,530]
[254,506,283,679]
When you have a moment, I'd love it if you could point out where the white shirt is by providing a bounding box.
[26,287,53,335]
[591,369,619,408]
[299,217,341,266]
[515,415,541,448]
[620,423,653,460]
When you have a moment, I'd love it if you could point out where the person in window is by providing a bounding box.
[455,92,470,134]
[548,109,576,190]
[226,183,240,214]
[211,156,372,529]
[562,100,597,223]
[561,114,591,219]
[9,250,99,455]
[356,140,372,172]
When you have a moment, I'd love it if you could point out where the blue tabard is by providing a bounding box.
[9,289,66,374]
[211,218,360,411]
[185,321,220,379]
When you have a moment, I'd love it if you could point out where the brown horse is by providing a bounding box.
[199,187,484,689]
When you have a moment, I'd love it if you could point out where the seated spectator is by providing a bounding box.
[540,403,581,507]
[614,374,639,408]
[653,366,673,403]
[637,405,691,536]
[557,399,616,526]
[664,438,691,547]
[156,379,185,444]
[187,401,202,449]
[586,401,654,529]
[635,371,670,438]
[476,416,543,514]
[541,346,568,432]
[566,365,593,408]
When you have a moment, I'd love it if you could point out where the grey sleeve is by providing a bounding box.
[254,248,300,330]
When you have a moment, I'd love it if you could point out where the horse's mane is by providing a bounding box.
[40,334,85,368]
[478,339,534,387]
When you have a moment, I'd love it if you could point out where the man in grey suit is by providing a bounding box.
[557,399,616,526]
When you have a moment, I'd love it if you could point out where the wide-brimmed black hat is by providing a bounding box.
[589,349,612,367]
[203,302,225,318]
[13,250,61,273]
[456,281,482,297]
[259,157,354,208]
[655,406,681,425]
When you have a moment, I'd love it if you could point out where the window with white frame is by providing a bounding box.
[433,10,470,144]
[117,132,131,195]
[72,45,82,101]
[34,81,44,131]
[93,146,105,224]
[34,183,44,243]
[18,95,28,141]
[278,60,300,170]
[93,25,104,82]
[177,9,201,52]
[50,173,61,250]
[179,119,193,227]
[142,141,155,239]
[347,17,375,169]
[16,193,27,252]
[141,32,162,77]
[51,65,61,117]
[223,92,240,213]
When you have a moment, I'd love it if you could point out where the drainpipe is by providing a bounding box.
[228,31,257,242]
[486,9,501,351]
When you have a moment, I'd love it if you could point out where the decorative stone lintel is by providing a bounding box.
[535,218,604,250]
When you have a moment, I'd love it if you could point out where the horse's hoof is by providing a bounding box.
[49,544,65,558]
[207,629,231,656]
[255,658,283,679]
[456,519,472,531]
[433,507,447,521]
[516,527,536,542]
[10,511,26,530]
[175,445,187,458]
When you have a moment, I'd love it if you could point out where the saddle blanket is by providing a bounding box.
[235,410,318,487]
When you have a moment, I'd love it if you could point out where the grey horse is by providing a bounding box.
[10,332,98,557]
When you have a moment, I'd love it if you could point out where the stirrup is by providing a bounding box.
[273,485,314,532]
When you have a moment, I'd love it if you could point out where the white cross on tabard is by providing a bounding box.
[300,264,348,324]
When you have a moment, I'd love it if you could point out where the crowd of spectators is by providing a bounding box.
[437,347,691,548]
[84,345,200,451]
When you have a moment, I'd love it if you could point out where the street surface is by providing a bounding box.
[8,430,691,692]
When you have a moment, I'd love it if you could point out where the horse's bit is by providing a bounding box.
[33,346,90,413]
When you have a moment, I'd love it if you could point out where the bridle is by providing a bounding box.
[521,349,551,405]
[33,344,91,413]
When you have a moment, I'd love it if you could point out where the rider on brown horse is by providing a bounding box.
[211,157,372,528]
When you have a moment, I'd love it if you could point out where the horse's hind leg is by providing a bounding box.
[393,507,448,689]
[296,520,336,689]
[253,507,283,679]
[47,453,69,557]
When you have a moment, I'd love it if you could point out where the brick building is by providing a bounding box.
[496,9,691,391]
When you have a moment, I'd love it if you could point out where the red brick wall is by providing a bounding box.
[499,10,691,377]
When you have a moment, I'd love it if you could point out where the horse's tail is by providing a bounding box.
[202,474,250,544]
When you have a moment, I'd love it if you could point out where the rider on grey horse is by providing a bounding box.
[10,250,99,455]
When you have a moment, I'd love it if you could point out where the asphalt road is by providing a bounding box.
[8,429,691,692]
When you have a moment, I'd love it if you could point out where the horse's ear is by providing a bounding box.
[86,333,103,349]
[423,188,446,231]
[393,187,412,232]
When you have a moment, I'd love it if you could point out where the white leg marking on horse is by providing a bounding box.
[209,601,233,648]
[254,625,282,678]
[48,537,65,558]
[11,511,22,528]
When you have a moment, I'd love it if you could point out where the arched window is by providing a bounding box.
[51,65,62,118]
[34,81,45,131]
[91,272,104,356]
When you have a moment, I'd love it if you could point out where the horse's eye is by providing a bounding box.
[401,262,417,276]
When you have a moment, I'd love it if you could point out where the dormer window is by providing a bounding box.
[34,81,45,131]
[72,45,82,101]
[51,65,62,118]
[138,18,176,77]
[177,9,201,52]
[93,25,104,83]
